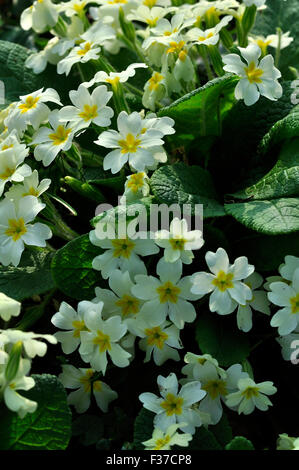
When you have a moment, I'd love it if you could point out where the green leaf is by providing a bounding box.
[51,234,102,300]
[211,413,233,447]
[232,139,299,200]
[253,0,299,80]
[0,248,55,301]
[158,74,238,137]
[133,408,154,450]
[91,196,155,227]
[0,40,79,105]
[234,232,299,272]
[150,163,225,218]
[195,312,250,367]
[0,374,72,450]
[225,436,255,451]
[224,198,299,235]
[260,106,299,155]
[189,427,222,450]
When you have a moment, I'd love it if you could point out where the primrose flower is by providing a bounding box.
[127,6,167,27]
[0,293,21,322]
[191,247,254,315]
[249,32,294,55]
[20,0,59,33]
[5,88,62,134]
[142,423,192,450]
[236,272,270,332]
[5,170,51,203]
[59,365,117,413]
[277,434,299,451]
[278,256,299,282]
[90,228,159,280]
[130,319,183,365]
[95,111,165,173]
[57,22,115,76]
[139,372,206,434]
[59,84,114,131]
[51,300,97,354]
[225,377,277,415]
[93,270,144,331]
[120,172,150,203]
[132,258,201,329]
[1,357,37,418]
[186,15,233,46]
[276,326,299,362]
[222,44,282,106]
[154,217,204,265]
[268,268,299,336]
[0,196,52,267]
[25,37,60,74]
[142,72,166,111]
[79,302,131,374]
[0,330,57,358]
[61,0,94,17]
[32,110,74,166]
[181,354,248,425]
[83,63,148,89]
[0,147,31,197]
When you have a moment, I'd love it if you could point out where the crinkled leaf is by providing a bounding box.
[0,374,71,450]
[189,427,222,450]
[0,248,55,301]
[232,139,299,200]
[150,163,225,218]
[195,312,250,367]
[224,198,299,235]
[51,234,102,300]
[158,74,238,137]
[260,105,299,155]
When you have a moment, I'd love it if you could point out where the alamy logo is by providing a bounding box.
[94,198,203,240]
[290,340,299,365]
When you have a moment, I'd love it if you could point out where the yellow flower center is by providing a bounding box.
[143,0,156,6]
[106,76,120,87]
[49,125,72,146]
[118,133,141,154]
[18,96,40,114]
[115,294,140,317]
[161,393,184,416]
[256,38,272,55]
[149,72,164,91]
[79,369,94,392]
[23,187,39,197]
[167,40,186,55]
[199,32,214,41]
[212,270,234,292]
[245,61,264,84]
[108,0,127,3]
[78,104,98,122]
[72,320,86,338]
[93,380,102,392]
[147,17,159,27]
[241,386,259,399]
[290,293,299,314]
[154,435,171,450]
[111,238,135,259]
[156,281,181,304]
[145,326,168,349]
[1,144,13,150]
[5,218,27,241]
[127,173,145,193]
[169,237,187,251]
[74,1,86,12]
[77,42,92,56]
[202,379,227,400]
[0,166,15,180]
[93,330,111,352]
